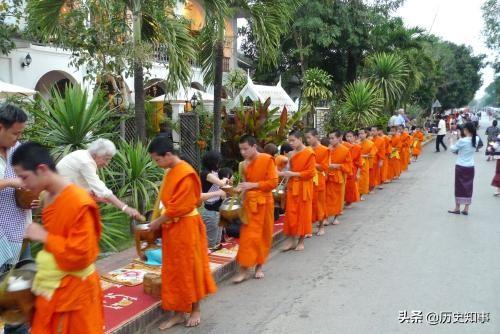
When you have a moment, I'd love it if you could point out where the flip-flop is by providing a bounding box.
[461,211,469,216]
[447,210,460,214]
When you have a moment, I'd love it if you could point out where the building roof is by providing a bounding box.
[228,74,298,112]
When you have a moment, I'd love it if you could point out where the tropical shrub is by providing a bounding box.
[364,52,409,113]
[27,85,119,161]
[339,80,384,130]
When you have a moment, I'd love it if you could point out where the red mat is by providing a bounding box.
[104,216,284,333]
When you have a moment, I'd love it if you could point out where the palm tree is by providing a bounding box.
[340,80,383,130]
[199,0,303,151]
[301,67,333,126]
[26,0,196,141]
[363,52,409,114]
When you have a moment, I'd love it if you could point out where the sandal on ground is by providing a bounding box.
[447,210,460,214]
[461,210,469,216]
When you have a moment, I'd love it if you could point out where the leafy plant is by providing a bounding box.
[339,80,384,130]
[363,52,409,113]
[103,140,164,213]
[27,85,118,161]
[224,69,248,98]
[99,204,132,252]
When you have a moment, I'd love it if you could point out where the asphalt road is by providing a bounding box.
[149,121,500,334]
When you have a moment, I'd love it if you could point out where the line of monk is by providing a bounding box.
[12,125,425,333]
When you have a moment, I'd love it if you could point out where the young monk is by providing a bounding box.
[12,142,103,334]
[305,129,329,236]
[389,126,402,180]
[279,130,315,251]
[275,143,292,172]
[412,126,425,161]
[379,128,391,183]
[344,131,362,206]
[148,136,216,330]
[358,129,376,199]
[232,135,278,283]
[370,126,386,190]
[325,131,352,225]
[400,126,411,171]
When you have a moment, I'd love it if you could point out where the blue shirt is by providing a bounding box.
[395,115,406,126]
[450,137,478,167]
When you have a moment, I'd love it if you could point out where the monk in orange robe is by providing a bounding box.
[232,135,278,283]
[389,126,402,180]
[148,136,216,330]
[275,143,292,171]
[412,127,425,161]
[378,128,391,183]
[279,130,315,251]
[358,129,376,198]
[370,126,386,190]
[344,131,361,206]
[399,126,411,172]
[12,142,104,334]
[325,131,352,225]
[305,129,329,236]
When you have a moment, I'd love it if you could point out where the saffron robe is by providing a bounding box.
[160,161,216,313]
[389,134,402,179]
[312,144,329,223]
[412,131,424,157]
[358,139,376,195]
[380,135,391,182]
[344,142,361,204]
[237,154,278,268]
[284,148,315,237]
[275,154,288,172]
[400,131,411,171]
[325,145,352,217]
[31,184,103,334]
[370,136,386,188]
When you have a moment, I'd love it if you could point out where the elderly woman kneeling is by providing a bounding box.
[57,139,142,219]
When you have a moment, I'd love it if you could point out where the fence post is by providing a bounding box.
[179,113,201,171]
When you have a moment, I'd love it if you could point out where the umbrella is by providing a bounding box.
[0,80,37,99]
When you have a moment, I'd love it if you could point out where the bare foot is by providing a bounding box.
[186,310,201,327]
[295,243,305,251]
[159,313,185,330]
[254,269,265,279]
[316,227,325,236]
[281,239,296,252]
[305,234,313,238]
[232,270,250,284]
[332,218,341,225]
[360,197,365,201]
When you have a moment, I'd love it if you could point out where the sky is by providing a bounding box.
[395,0,496,99]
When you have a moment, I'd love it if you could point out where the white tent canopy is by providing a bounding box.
[228,74,298,112]
[0,80,37,99]
[150,87,214,104]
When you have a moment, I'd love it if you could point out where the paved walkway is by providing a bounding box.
[148,129,499,334]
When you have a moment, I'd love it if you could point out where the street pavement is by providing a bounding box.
[149,121,500,334]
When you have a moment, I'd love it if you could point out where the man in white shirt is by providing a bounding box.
[57,139,143,219]
[395,109,406,127]
[436,115,448,152]
[388,112,398,127]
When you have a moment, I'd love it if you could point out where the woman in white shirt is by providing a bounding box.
[56,139,142,219]
[448,122,478,216]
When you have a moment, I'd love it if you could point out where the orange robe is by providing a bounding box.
[160,161,216,313]
[275,154,288,172]
[381,135,391,183]
[344,142,361,204]
[389,134,402,179]
[312,144,329,223]
[284,148,315,237]
[31,184,103,334]
[370,136,385,188]
[237,154,278,268]
[400,131,411,171]
[326,145,352,217]
[359,139,376,195]
[412,131,424,157]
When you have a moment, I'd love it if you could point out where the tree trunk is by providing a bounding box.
[134,63,146,141]
[132,0,146,141]
[212,41,224,152]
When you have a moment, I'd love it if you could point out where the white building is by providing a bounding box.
[0,0,238,113]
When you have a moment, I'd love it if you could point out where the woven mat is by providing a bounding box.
[101,263,161,286]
